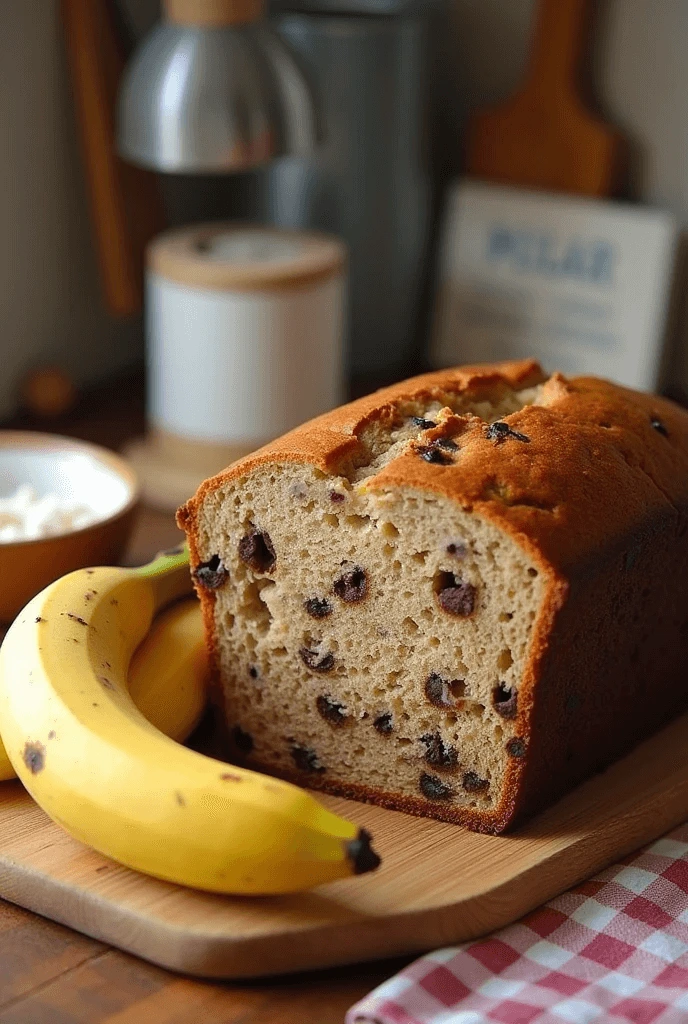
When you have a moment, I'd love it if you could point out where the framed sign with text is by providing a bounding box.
[430,180,679,390]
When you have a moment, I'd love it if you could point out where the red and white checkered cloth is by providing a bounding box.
[347,825,688,1024]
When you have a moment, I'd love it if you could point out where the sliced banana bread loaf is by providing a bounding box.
[178,360,688,833]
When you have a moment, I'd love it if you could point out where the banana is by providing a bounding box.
[0,548,380,894]
[0,723,17,780]
[0,597,208,781]
[127,599,208,744]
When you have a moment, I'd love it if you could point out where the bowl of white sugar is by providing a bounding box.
[0,432,139,621]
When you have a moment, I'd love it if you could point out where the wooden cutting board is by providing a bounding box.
[1,711,688,979]
[466,0,623,197]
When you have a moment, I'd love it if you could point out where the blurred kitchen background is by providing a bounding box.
[5,0,688,502]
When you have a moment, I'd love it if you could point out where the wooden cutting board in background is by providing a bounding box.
[465,0,623,197]
[0,710,687,978]
[60,0,165,317]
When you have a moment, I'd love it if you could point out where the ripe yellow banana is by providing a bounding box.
[127,599,208,744]
[0,596,208,782]
[0,547,380,893]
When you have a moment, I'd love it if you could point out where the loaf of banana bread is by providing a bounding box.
[177,360,688,833]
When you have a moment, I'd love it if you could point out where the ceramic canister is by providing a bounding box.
[143,223,346,497]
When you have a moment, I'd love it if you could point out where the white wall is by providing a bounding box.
[0,2,141,420]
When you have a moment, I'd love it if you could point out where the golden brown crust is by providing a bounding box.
[177,360,544,525]
[177,360,688,832]
[179,359,688,567]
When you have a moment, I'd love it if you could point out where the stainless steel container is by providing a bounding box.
[118,19,318,173]
[256,13,432,379]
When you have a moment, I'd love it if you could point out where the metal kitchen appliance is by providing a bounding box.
[117,0,317,173]
[256,6,434,382]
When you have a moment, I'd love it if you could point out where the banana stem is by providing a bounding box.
[132,544,194,612]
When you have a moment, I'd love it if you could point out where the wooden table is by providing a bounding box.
[0,374,410,1023]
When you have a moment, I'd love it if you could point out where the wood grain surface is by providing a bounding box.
[0,897,397,1024]
[0,696,687,981]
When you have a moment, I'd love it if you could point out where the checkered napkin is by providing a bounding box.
[347,825,688,1024]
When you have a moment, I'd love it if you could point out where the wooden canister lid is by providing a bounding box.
[163,0,264,27]
[147,224,347,293]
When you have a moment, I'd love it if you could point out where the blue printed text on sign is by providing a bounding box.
[487,226,615,286]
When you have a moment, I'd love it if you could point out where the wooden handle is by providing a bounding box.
[163,0,264,26]
[464,0,620,197]
[521,0,592,108]
[60,0,165,317]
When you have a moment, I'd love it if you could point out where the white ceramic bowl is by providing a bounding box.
[0,432,140,621]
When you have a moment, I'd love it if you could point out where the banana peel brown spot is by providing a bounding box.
[110,598,118,606]
[98,676,115,691]
[175,792,186,806]
[23,741,46,774]
[35,617,45,624]
[220,772,243,782]
[66,614,88,626]
[48,730,55,739]
[84,590,98,601]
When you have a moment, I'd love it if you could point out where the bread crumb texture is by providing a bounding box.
[182,360,688,830]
